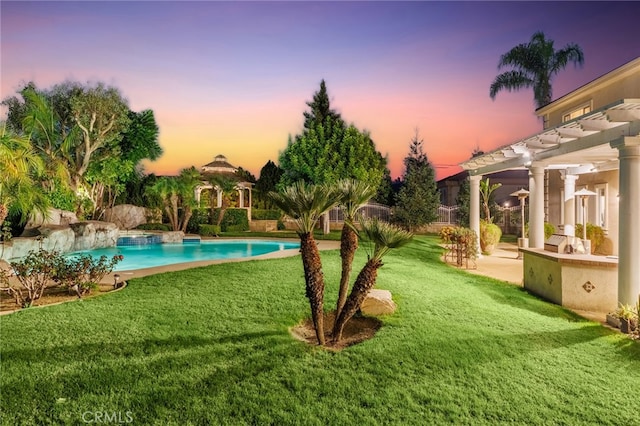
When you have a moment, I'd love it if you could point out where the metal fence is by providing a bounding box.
[435,205,459,224]
[329,202,391,223]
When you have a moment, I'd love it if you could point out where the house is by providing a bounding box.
[460,57,640,309]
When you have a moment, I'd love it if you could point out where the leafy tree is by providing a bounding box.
[373,166,394,206]
[269,182,341,346]
[255,160,283,209]
[279,81,386,190]
[455,178,470,227]
[335,179,378,318]
[490,31,584,108]
[3,81,161,217]
[394,131,439,231]
[119,109,162,165]
[234,167,256,184]
[332,219,412,342]
[0,123,48,228]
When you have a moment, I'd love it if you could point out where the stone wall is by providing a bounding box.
[1,221,119,261]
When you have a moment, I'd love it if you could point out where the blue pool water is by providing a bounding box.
[69,240,300,271]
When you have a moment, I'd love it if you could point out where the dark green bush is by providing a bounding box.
[186,208,211,234]
[136,223,171,231]
[213,208,249,232]
[252,209,282,220]
[199,224,221,236]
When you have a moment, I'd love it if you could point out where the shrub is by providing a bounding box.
[544,222,556,240]
[199,224,220,237]
[54,254,123,298]
[524,222,556,240]
[186,208,211,234]
[252,209,282,220]
[1,249,63,308]
[214,208,249,232]
[480,220,501,255]
[136,223,171,231]
[575,223,605,254]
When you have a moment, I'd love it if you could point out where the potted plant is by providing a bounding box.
[616,303,638,334]
[480,219,501,255]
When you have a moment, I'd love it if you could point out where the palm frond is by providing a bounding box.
[336,178,377,221]
[269,181,340,234]
[358,218,413,261]
[490,71,534,99]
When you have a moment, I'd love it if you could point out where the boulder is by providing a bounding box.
[104,204,147,230]
[361,289,397,316]
[25,208,78,229]
[70,221,119,251]
[8,226,75,259]
[161,231,184,244]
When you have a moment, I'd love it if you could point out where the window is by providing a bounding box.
[563,103,592,122]
[594,183,608,229]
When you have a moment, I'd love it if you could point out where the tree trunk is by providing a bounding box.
[336,224,358,317]
[299,232,326,345]
[0,204,7,228]
[333,258,382,343]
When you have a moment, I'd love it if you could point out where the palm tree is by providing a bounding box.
[335,179,378,318]
[0,123,48,228]
[489,31,584,108]
[148,167,200,232]
[333,219,413,343]
[204,174,237,228]
[269,182,340,346]
[479,178,501,223]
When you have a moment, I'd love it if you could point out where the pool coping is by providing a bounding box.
[101,238,340,283]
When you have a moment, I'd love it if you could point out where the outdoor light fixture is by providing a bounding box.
[510,188,530,257]
[574,188,597,249]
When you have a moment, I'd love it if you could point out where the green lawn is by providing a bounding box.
[1,236,638,425]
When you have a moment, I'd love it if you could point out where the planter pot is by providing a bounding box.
[582,239,591,255]
[619,318,638,334]
[606,313,621,329]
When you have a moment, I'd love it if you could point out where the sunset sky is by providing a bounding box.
[2,1,640,180]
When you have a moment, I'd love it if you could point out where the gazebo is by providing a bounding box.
[195,155,254,221]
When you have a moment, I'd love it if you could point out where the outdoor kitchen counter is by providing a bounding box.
[520,248,618,313]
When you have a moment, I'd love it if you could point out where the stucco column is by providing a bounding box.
[528,165,545,248]
[248,187,252,222]
[560,171,578,237]
[611,136,640,306]
[238,188,244,208]
[469,175,482,257]
[216,188,223,208]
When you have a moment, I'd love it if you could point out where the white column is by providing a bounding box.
[529,165,545,248]
[238,188,245,208]
[469,175,482,257]
[611,136,640,306]
[216,188,223,208]
[248,187,252,222]
[560,171,578,236]
[194,187,202,205]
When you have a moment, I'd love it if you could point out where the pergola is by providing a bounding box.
[461,99,640,306]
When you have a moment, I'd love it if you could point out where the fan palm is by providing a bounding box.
[205,175,237,228]
[0,123,48,227]
[489,31,584,108]
[269,182,340,345]
[333,219,413,343]
[335,179,377,318]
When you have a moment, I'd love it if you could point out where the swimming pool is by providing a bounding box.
[68,240,300,271]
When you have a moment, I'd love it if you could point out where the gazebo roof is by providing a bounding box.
[202,154,237,173]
